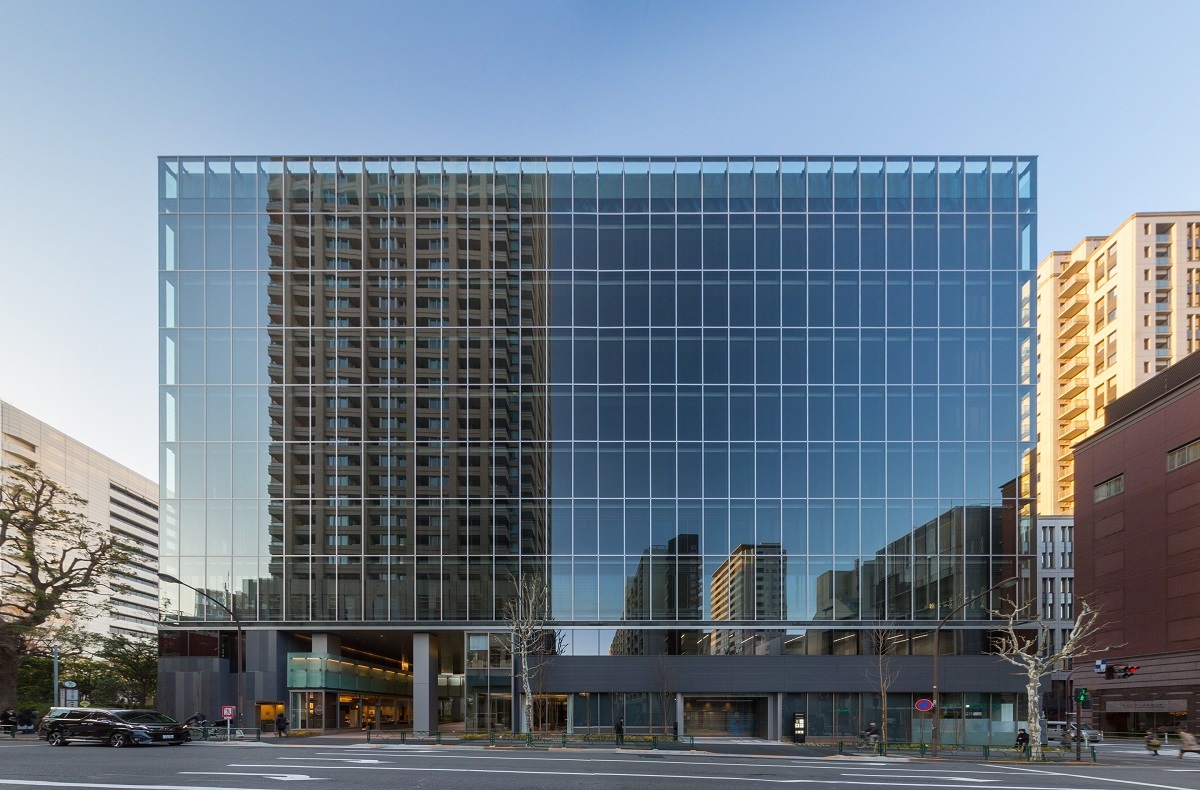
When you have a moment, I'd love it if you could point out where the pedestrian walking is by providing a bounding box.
[1145,731,1161,755]
[614,717,624,747]
[1178,728,1199,759]
[0,708,15,733]
[275,712,289,737]
[1015,729,1030,750]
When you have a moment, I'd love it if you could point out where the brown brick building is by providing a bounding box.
[1074,351,1200,733]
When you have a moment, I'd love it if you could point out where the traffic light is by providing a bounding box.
[1121,665,1140,678]
[1076,687,1089,702]
[1105,666,1115,680]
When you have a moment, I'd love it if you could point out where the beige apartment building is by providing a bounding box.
[1036,212,1200,515]
[0,399,160,638]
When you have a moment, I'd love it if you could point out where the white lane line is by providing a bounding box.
[276,758,393,764]
[990,763,1200,790]
[842,776,998,783]
[179,773,321,782]
[221,763,1137,788]
[0,781,291,790]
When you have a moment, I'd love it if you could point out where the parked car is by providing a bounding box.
[39,708,189,747]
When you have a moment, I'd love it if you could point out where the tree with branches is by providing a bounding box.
[501,572,553,734]
[0,464,134,710]
[864,623,902,755]
[991,596,1119,761]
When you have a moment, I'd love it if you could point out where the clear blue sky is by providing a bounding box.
[1,0,1197,481]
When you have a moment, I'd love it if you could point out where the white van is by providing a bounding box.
[1045,721,1103,743]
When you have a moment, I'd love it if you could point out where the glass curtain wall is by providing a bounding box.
[158,154,1036,659]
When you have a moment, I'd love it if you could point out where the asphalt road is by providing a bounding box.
[3,736,1200,790]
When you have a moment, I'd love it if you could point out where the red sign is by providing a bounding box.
[221,705,236,719]
[915,698,934,712]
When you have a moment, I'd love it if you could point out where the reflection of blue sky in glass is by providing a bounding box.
[3,0,1200,479]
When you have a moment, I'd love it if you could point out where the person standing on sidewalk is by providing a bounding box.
[614,717,624,747]
[275,712,289,737]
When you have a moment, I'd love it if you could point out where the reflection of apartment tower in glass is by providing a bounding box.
[708,543,785,655]
[611,534,702,655]
[0,400,160,638]
[256,163,551,625]
[1036,213,1200,515]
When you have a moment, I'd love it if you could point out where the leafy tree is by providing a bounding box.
[92,634,158,708]
[0,464,134,711]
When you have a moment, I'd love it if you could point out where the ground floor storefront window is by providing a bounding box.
[289,690,410,730]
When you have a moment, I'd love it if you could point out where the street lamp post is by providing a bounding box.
[158,572,244,727]
[930,575,1019,758]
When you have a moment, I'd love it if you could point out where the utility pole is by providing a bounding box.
[52,645,59,707]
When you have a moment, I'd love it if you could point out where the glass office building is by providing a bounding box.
[158,156,1038,739]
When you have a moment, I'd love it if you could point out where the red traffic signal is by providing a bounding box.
[1121,665,1140,678]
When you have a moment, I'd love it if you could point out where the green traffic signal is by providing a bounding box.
[1076,687,1088,702]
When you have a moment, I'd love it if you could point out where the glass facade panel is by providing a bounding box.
[160,155,1035,654]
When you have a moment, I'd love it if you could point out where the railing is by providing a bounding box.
[187,725,262,742]
[835,740,1096,762]
[364,729,694,750]
[0,725,15,739]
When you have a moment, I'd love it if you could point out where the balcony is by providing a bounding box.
[1059,271,1089,298]
[1061,398,1089,419]
[1060,420,1090,440]
[1060,256,1087,278]
[1058,318,1088,339]
[1060,377,1088,398]
[1058,333,1088,359]
[1057,464,1075,483]
[1058,355,1088,378]
[1057,295,1089,320]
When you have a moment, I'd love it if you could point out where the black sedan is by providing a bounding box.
[41,708,189,747]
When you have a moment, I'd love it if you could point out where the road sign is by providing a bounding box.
[61,680,77,689]
[221,705,236,720]
[915,698,934,712]
[1094,659,1106,674]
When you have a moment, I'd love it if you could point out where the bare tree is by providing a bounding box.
[653,654,675,735]
[0,464,134,710]
[864,623,902,754]
[991,596,1120,761]
[501,572,552,734]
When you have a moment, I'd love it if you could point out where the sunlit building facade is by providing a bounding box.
[158,155,1038,739]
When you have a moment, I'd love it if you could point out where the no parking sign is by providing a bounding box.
[915,699,934,712]
[221,705,236,720]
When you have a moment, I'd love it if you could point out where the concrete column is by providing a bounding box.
[766,694,778,741]
[413,633,440,733]
[777,693,785,741]
[675,693,685,737]
[566,694,575,734]
[311,633,341,655]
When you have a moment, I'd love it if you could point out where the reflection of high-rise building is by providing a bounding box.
[708,543,785,655]
[1,400,159,639]
[611,534,701,656]
[159,156,1038,740]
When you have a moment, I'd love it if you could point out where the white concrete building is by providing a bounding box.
[0,399,159,638]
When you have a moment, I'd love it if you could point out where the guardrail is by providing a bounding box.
[0,725,14,739]
[364,729,694,750]
[835,741,1096,762]
[187,726,261,742]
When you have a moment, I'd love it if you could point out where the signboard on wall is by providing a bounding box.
[1106,700,1188,713]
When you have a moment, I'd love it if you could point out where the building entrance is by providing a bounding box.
[683,697,764,737]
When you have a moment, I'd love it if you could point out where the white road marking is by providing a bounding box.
[221,762,1145,787]
[842,776,998,783]
[0,781,297,790]
[991,763,1200,790]
[276,758,390,764]
[179,773,322,782]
